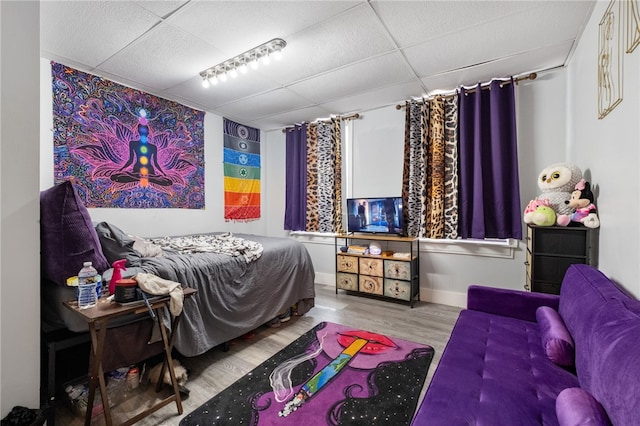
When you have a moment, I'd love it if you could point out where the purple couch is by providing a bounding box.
[412,264,640,425]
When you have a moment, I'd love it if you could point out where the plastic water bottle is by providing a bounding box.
[77,261,100,309]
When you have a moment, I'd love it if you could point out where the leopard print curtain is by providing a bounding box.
[402,100,428,237]
[442,97,459,239]
[305,119,343,233]
[306,124,319,231]
[426,97,445,238]
[403,97,459,239]
[332,117,344,234]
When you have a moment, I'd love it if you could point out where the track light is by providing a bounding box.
[199,38,286,88]
[249,53,259,70]
[238,60,248,74]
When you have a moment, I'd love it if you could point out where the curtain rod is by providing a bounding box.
[395,72,538,110]
[281,112,360,133]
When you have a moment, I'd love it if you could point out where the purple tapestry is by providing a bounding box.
[51,62,205,209]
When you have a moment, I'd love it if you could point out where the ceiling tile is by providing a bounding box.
[214,88,314,123]
[371,1,539,48]
[133,0,190,18]
[248,105,335,131]
[256,3,397,85]
[402,2,590,81]
[165,73,282,109]
[288,52,417,104]
[420,41,576,94]
[99,22,225,90]
[320,80,426,113]
[40,1,161,67]
[166,1,361,56]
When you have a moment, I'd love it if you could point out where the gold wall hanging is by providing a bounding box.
[627,0,640,53]
[598,0,623,119]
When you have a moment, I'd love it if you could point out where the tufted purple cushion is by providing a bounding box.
[577,298,640,426]
[536,306,575,366]
[556,388,611,426]
[40,181,109,286]
[412,309,580,425]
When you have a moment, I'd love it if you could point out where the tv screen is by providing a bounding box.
[346,197,404,235]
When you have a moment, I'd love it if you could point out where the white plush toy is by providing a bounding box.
[536,163,583,219]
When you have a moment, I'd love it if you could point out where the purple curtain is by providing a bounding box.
[458,79,522,239]
[284,124,307,230]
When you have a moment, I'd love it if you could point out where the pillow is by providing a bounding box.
[556,388,611,426]
[130,234,164,258]
[95,221,142,266]
[536,306,575,366]
[40,181,110,286]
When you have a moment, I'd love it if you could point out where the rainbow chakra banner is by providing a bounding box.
[51,62,205,209]
[223,118,261,221]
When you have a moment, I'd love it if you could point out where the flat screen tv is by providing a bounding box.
[346,197,404,235]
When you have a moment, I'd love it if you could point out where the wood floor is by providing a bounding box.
[54,284,462,425]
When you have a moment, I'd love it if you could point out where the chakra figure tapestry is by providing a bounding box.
[51,62,205,209]
[223,118,261,221]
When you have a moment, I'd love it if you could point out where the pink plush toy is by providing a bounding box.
[524,198,551,224]
[524,198,557,226]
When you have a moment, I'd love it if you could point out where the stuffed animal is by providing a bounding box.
[524,199,557,226]
[536,163,583,220]
[557,179,600,228]
[524,198,551,224]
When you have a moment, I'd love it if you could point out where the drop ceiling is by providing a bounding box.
[41,1,595,131]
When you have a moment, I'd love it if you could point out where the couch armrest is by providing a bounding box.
[467,285,560,322]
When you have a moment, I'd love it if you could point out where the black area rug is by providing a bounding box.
[180,321,434,426]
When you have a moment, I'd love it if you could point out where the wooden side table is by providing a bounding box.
[63,287,197,426]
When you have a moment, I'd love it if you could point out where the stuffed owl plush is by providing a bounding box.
[537,163,582,217]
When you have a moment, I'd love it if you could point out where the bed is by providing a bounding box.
[116,232,316,356]
[40,181,316,358]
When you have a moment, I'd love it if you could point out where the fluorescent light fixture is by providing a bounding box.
[199,38,286,87]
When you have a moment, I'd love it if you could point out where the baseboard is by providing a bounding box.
[314,272,334,286]
[420,288,466,308]
[316,274,466,308]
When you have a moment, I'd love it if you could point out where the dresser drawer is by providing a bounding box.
[337,254,358,273]
[336,272,358,291]
[384,259,411,281]
[384,279,412,301]
[359,257,383,277]
[359,275,383,295]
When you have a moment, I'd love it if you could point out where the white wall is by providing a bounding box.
[1,1,41,417]
[566,0,640,297]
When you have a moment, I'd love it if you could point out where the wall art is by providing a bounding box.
[51,62,205,208]
[223,118,261,221]
[598,0,623,119]
[627,0,640,53]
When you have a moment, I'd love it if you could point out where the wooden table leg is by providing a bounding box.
[86,321,111,426]
[154,307,183,414]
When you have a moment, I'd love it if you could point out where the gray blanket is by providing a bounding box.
[138,234,316,357]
